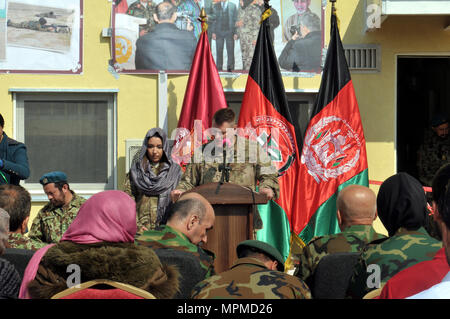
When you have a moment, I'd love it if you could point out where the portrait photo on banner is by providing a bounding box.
[112,0,324,74]
[0,0,82,73]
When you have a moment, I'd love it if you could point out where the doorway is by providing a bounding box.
[396,56,450,182]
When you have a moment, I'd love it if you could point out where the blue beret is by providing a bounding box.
[236,240,285,271]
[39,171,68,186]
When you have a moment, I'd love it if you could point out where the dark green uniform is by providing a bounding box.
[347,227,442,298]
[191,257,311,299]
[136,224,215,278]
[28,193,86,244]
[295,224,386,284]
[7,233,46,251]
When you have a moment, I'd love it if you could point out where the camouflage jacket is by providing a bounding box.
[135,224,216,278]
[191,257,312,299]
[236,4,260,39]
[176,138,280,198]
[347,227,442,299]
[295,224,386,284]
[28,193,86,244]
[123,166,160,231]
[126,1,156,33]
[417,129,450,186]
[7,233,46,251]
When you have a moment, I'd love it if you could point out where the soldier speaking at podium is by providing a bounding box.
[170,108,279,230]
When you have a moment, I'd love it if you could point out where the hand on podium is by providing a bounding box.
[259,187,274,201]
[171,189,184,202]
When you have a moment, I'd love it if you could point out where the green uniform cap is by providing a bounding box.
[237,240,285,271]
[39,171,68,186]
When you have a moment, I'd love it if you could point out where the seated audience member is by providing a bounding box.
[191,239,311,299]
[347,173,442,298]
[295,185,385,286]
[0,184,45,250]
[0,208,21,299]
[124,128,182,233]
[28,171,86,244]
[380,164,450,299]
[19,190,179,299]
[136,192,215,298]
[0,208,8,254]
[407,164,450,299]
[134,1,197,70]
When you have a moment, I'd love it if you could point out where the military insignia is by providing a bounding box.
[301,116,362,183]
[42,177,48,184]
[250,115,296,177]
[115,35,133,64]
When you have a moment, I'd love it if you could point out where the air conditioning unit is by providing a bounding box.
[125,139,143,173]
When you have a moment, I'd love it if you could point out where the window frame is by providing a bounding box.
[13,90,118,201]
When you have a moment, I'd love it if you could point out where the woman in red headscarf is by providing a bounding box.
[19,190,179,299]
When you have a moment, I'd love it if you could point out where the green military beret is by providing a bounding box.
[39,171,68,186]
[237,240,285,271]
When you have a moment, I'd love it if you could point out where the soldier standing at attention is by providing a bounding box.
[417,114,450,187]
[0,184,45,251]
[295,185,386,286]
[191,239,311,299]
[28,171,86,244]
[126,0,157,36]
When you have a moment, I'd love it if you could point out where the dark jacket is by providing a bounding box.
[0,133,30,185]
[278,30,322,72]
[210,1,238,36]
[135,22,197,71]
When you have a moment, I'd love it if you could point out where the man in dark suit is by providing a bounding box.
[211,0,237,71]
[278,11,322,72]
[134,1,197,71]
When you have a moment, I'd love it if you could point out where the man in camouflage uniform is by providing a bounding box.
[295,185,386,287]
[126,0,157,35]
[235,0,261,70]
[417,114,450,187]
[171,108,279,231]
[0,184,45,251]
[28,171,86,244]
[192,239,311,299]
[7,18,69,33]
[346,173,442,299]
[136,192,216,298]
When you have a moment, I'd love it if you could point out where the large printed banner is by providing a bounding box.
[0,0,82,73]
[112,0,325,74]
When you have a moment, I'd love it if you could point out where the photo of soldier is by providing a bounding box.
[176,0,202,40]
[126,0,157,36]
[6,2,74,54]
[235,0,260,70]
[257,0,279,45]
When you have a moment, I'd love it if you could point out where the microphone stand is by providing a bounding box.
[216,140,232,194]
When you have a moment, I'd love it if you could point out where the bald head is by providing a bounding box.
[167,192,215,245]
[337,185,377,230]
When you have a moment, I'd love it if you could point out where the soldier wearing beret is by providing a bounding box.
[28,171,86,244]
[191,239,311,299]
[417,113,450,187]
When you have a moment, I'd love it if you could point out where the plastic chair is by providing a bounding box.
[51,279,157,299]
[311,252,361,299]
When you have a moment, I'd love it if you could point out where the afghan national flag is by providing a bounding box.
[294,11,369,248]
[237,7,300,261]
[171,18,227,167]
[114,0,128,14]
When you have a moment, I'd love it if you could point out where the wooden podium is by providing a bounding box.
[187,182,268,273]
